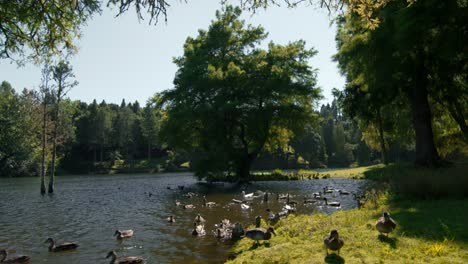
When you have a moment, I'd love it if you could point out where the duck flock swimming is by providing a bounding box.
[0,185,397,263]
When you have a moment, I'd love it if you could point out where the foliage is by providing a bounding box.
[159,6,321,180]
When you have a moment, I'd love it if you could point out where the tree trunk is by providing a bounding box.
[48,93,62,194]
[237,153,256,183]
[447,102,468,142]
[100,143,104,162]
[48,81,64,193]
[147,143,151,161]
[376,108,388,165]
[40,98,47,194]
[408,58,441,167]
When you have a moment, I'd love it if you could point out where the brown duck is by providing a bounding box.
[323,230,344,255]
[245,227,276,245]
[376,212,396,236]
[0,249,30,263]
[106,251,144,264]
[114,230,134,240]
[44,238,79,252]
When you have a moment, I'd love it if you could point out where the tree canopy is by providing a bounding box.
[158,6,321,180]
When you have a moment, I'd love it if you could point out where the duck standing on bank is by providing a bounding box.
[376,212,397,237]
[323,230,344,256]
[44,238,79,252]
[245,227,276,245]
[0,249,30,263]
[114,230,134,240]
[106,250,144,264]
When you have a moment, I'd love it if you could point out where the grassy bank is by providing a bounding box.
[227,162,468,263]
[227,195,468,263]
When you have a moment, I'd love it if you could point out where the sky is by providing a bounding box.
[0,1,344,105]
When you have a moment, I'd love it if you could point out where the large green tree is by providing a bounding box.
[159,6,320,181]
[334,0,467,167]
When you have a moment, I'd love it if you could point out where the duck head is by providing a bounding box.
[267,227,276,236]
[44,237,54,244]
[329,229,339,238]
[113,230,121,236]
[383,212,390,220]
[106,251,117,259]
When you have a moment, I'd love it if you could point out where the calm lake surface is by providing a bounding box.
[0,173,367,263]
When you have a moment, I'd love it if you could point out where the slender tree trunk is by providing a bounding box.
[100,142,104,162]
[48,91,62,194]
[376,108,388,165]
[408,57,441,167]
[147,143,151,161]
[40,98,47,194]
[237,154,254,182]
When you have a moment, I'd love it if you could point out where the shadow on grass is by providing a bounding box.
[378,234,398,249]
[248,241,271,250]
[324,253,345,264]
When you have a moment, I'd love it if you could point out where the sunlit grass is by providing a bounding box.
[226,193,468,264]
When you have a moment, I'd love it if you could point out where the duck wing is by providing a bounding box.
[117,256,144,264]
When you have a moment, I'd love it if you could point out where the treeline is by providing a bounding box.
[1,78,397,177]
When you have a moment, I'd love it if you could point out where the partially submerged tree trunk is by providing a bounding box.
[40,97,47,194]
[48,85,63,194]
[408,57,441,167]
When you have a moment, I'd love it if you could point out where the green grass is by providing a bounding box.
[227,162,468,263]
[227,193,468,264]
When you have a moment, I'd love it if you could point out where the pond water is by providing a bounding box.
[0,173,367,263]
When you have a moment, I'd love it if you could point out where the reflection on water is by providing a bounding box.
[0,173,367,263]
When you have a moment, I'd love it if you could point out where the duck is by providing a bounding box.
[303,197,317,204]
[44,238,79,252]
[245,227,276,245]
[0,249,30,263]
[323,229,344,255]
[376,212,397,236]
[313,193,326,200]
[242,191,254,199]
[263,192,269,202]
[240,201,250,210]
[114,230,134,239]
[203,196,216,207]
[192,222,206,236]
[177,185,185,190]
[105,250,144,264]
[323,198,340,207]
[215,219,231,229]
[323,187,333,194]
[166,215,176,223]
[266,208,280,222]
[175,200,181,207]
[255,216,262,228]
[215,228,228,239]
[194,214,206,223]
[339,190,350,195]
[183,204,195,209]
[357,199,365,209]
[231,223,245,240]
[231,199,243,204]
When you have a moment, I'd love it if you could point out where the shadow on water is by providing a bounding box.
[378,234,398,249]
[324,253,345,264]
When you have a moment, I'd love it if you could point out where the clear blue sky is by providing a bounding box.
[0,2,344,105]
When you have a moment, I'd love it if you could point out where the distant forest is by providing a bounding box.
[2,80,415,177]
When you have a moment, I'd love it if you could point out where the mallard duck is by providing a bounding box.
[242,191,254,199]
[0,249,30,263]
[166,215,176,223]
[114,230,134,240]
[183,204,195,209]
[324,230,344,255]
[245,227,276,245]
[255,216,262,228]
[323,187,333,194]
[313,193,326,200]
[232,223,245,239]
[44,238,79,252]
[323,198,340,207]
[266,209,280,222]
[106,251,144,264]
[339,190,350,195]
[376,212,397,236]
[303,197,317,204]
[240,201,250,210]
[203,196,216,207]
[215,228,227,239]
[195,214,206,223]
[192,222,206,236]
